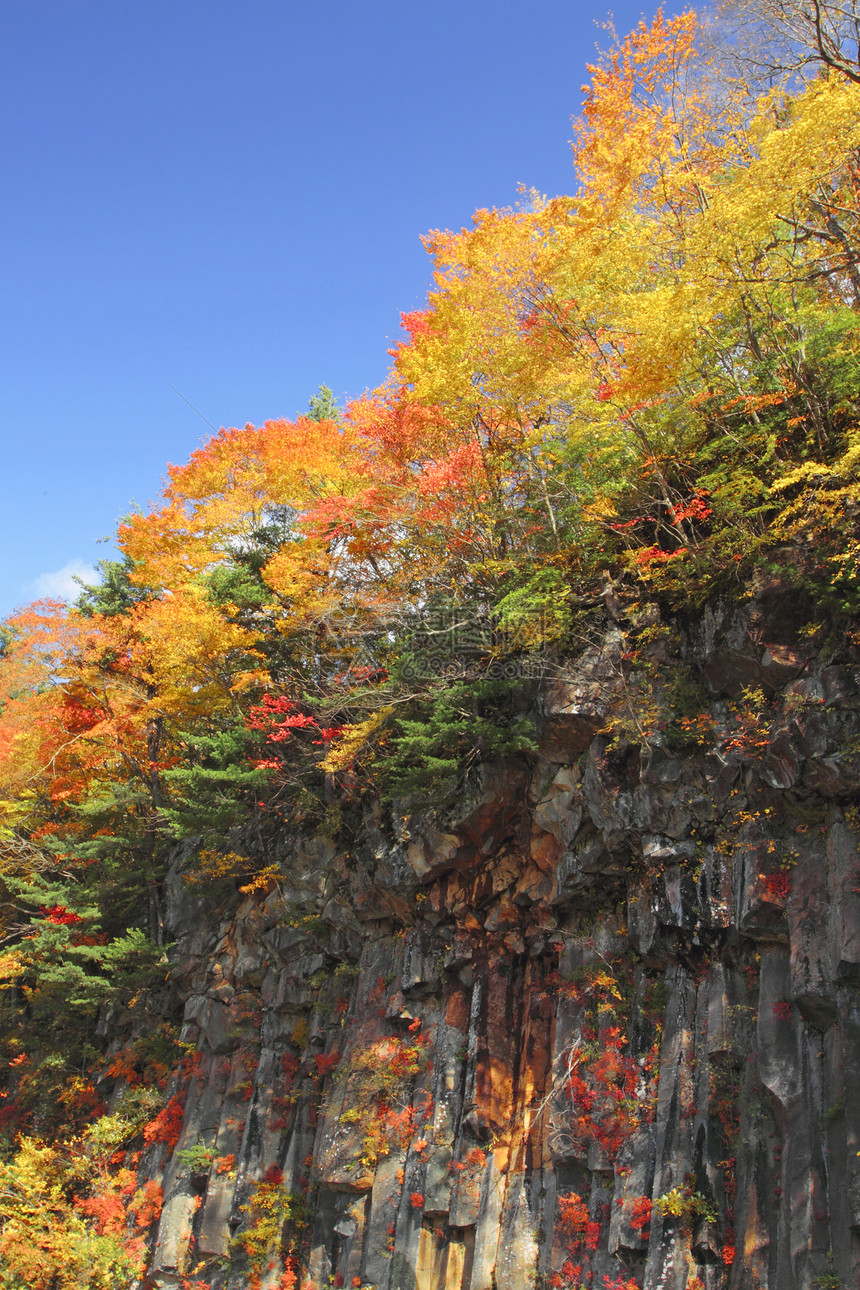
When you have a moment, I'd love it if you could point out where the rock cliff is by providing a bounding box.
[130,583,860,1290]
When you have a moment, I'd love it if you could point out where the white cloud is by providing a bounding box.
[28,560,99,602]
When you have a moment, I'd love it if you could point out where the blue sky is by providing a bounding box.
[1,0,675,618]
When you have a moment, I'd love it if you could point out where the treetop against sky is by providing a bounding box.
[0,0,684,619]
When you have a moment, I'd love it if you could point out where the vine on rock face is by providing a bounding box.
[336,1025,431,1171]
[232,1167,306,1290]
[549,958,660,1166]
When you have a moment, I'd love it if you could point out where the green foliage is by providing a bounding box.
[161,724,269,840]
[49,780,166,929]
[493,567,572,648]
[175,1141,217,1173]
[206,563,270,612]
[378,673,537,803]
[0,849,169,1137]
[1,870,161,1012]
[74,554,153,618]
[812,1273,843,1290]
[307,383,341,422]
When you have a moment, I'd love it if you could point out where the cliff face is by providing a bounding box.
[134,583,860,1290]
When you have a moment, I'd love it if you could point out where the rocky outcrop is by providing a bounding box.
[126,585,860,1289]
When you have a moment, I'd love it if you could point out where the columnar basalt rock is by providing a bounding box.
[133,589,860,1290]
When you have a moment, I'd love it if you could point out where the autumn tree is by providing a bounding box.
[717,0,860,85]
